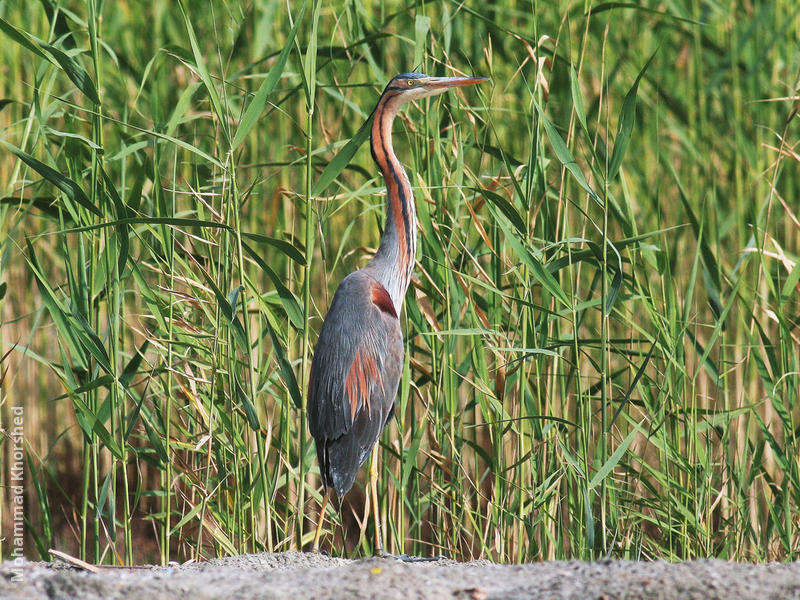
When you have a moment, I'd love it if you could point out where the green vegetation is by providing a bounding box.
[1,0,798,565]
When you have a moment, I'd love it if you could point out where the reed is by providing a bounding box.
[0,0,798,564]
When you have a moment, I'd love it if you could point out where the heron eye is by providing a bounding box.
[407,80,415,86]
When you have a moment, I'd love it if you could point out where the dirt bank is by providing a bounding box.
[2,551,800,599]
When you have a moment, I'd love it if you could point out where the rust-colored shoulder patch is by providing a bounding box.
[371,283,397,319]
[345,347,380,420]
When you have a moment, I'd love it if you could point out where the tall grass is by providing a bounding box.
[1,0,798,564]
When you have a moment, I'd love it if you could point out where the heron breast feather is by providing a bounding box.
[370,282,397,318]
[345,346,383,421]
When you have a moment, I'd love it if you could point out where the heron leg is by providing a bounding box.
[312,490,330,553]
[367,449,449,562]
[369,449,384,555]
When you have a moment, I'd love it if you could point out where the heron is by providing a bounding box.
[307,71,486,555]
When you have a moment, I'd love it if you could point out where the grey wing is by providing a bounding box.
[307,272,403,494]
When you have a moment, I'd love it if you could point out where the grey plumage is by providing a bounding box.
[307,272,402,497]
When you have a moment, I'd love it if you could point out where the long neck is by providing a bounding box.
[364,92,417,313]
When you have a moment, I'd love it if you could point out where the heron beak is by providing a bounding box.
[424,76,489,89]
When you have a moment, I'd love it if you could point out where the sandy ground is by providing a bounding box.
[2,552,800,600]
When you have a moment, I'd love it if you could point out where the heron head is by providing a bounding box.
[384,72,488,103]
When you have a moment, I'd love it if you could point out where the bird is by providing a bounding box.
[307,71,487,556]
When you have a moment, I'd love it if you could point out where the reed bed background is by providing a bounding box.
[1,0,798,565]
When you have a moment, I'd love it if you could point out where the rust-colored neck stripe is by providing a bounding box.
[370,92,415,280]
